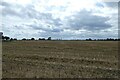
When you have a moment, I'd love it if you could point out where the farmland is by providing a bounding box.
[2,41,119,78]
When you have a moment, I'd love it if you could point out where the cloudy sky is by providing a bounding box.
[0,0,119,40]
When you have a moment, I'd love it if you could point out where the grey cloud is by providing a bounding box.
[49,18,62,26]
[27,23,63,33]
[21,5,36,18]
[35,13,53,20]
[20,5,52,19]
[26,23,50,31]
[0,1,11,7]
[118,2,120,19]
[14,25,25,29]
[51,28,63,32]
[1,1,63,27]
[1,1,37,18]
[67,9,112,31]
[2,7,21,17]
[32,12,62,27]
[25,24,43,30]
[1,1,26,18]
[105,2,118,8]
[96,3,104,8]
[95,2,118,9]
[1,2,53,20]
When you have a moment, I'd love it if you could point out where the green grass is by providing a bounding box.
[2,41,119,78]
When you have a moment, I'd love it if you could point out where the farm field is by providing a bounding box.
[2,41,119,78]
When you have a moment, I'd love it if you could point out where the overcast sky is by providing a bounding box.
[0,0,118,39]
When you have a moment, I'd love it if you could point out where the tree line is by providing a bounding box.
[21,37,51,41]
[0,32,120,41]
[1,36,120,41]
[1,36,52,41]
[85,38,120,41]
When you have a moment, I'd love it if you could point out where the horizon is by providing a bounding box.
[1,31,119,40]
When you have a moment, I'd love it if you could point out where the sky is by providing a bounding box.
[0,0,119,40]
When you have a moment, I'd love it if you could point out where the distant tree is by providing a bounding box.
[22,38,26,40]
[31,38,35,40]
[86,38,92,41]
[14,38,17,40]
[106,38,114,41]
[10,38,14,41]
[2,36,4,40]
[106,38,109,41]
[4,36,10,40]
[94,39,96,41]
[114,39,117,41]
[0,36,1,40]
[38,38,42,40]
[47,37,51,40]
[118,39,120,41]
[0,32,3,39]
[89,38,92,41]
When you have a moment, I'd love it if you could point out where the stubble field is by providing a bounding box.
[2,41,119,78]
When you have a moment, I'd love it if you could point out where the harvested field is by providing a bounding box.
[2,41,119,78]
